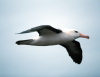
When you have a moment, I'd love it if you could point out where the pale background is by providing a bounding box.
[0,0,100,77]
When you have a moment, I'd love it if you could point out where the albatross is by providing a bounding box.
[16,25,89,64]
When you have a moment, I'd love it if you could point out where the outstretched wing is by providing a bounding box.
[18,25,62,36]
[60,40,82,64]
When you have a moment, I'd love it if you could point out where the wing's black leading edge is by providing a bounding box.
[18,25,62,35]
[60,40,82,64]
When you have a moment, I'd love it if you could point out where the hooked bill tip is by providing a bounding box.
[80,33,89,39]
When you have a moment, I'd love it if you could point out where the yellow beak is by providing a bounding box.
[80,33,89,39]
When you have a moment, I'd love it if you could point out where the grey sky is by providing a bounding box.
[0,0,100,77]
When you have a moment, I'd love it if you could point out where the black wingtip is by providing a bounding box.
[16,32,27,34]
[16,41,21,45]
[76,61,81,64]
[15,32,23,34]
[74,59,82,64]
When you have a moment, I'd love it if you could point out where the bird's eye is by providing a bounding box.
[74,31,78,33]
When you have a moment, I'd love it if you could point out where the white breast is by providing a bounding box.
[32,32,74,46]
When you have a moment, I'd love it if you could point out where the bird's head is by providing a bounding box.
[66,29,89,39]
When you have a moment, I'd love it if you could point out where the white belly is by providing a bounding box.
[32,33,74,46]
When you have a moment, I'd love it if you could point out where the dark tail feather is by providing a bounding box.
[16,39,33,45]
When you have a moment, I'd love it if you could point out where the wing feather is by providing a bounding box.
[60,40,82,64]
[18,25,62,36]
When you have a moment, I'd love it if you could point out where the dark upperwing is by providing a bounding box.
[60,40,82,64]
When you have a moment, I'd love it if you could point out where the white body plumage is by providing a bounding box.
[32,32,74,46]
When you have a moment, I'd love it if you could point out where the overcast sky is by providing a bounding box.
[0,0,100,77]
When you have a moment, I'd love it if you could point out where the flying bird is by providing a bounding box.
[16,25,89,64]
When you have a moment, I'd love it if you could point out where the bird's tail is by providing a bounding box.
[16,39,33,45]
